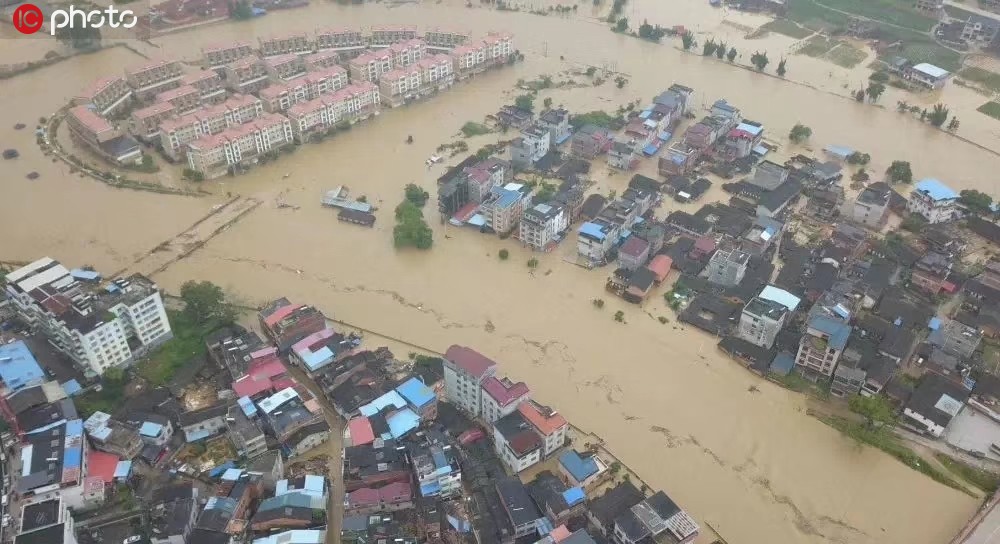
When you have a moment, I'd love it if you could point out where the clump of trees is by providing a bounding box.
[788,123,812,143]
[960,189,993,215]
[866,82,885,102]
[404,183,429,207]
[776,58,787,77]
[726,47,737,62]
[514,93,535,112]
[394,200,433,250]
[180,280,237,326]
[750,51,769,71]
[638,20,667,41]
[703,39,718,57]
[849,394,896,430]
[847,152,870,165]
[681,32,695,51]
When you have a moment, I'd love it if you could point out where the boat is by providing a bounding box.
[429,155,442,164]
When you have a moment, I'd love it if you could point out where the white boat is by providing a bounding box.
[429,155,442,164]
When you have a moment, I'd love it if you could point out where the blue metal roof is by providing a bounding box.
[386,408,420,439]
[61,379,82,396]
[301,347,333,371]
[69,269,101,281]
[0,341,46,392]
[736,122,763,136]
[643,143,659,156]
[493,188,522,209]
[359,390,407,417]
[770,352,795,376]
[824,145,854,159]
[421,481,442,496]
[559,450,599,482]
[915,178,958,202]
[929,317,943,331]
[114,460,132,479]
[186,428,213,442]
[809,316,851,350]
[759,285,801,311]
[562,486,585,506]
[139,422,163,437]
[238,396,258,417]
[396,377,435,409]
[578,222,606,241]
[208,461,236,478]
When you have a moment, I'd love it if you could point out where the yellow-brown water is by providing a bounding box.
[1,1,997,542]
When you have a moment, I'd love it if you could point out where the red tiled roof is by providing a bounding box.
[550,526,572,543]
[347,417,375,446]
[508,429,543,456]
[694,236,716,253]
[379,481,412,502]
[481,376,529,407]
[264,304,301,327]
[647,255,673,282]
[620,237,649,258]
[347,487,380,507]
[87,450,120,484]
[518,400,567,436]
[444,345,497,379]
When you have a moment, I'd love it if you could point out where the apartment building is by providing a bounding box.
[130,101,176,141]
[65,105,142,165]
[377,54,453,107]
[75,75,133,117]
[259,32,312,57]
[738,296,788,349]
[223,57,271,95]
[303,50,341,70]
[125,58,183,102]
[481,376,530,423]
[260,81,311,114]
[450,42,487,78]
[852,181,891,228]
[180,69,227,104]
[520,202,568,252]
[518,400,567,458]
[186,113,294,178]
[481,183,532,235]
[202,41,254,70]
[155,84,201,115]
[265,53,308,82]
[908,178,960,224]
[389,38,427,67]
[348,49,394,83]
[482,32,515,65]
[795,316,851,380]
[160,95,263,160]
[315,28,366,52]
[16,498,79,544]
[4,258,172,374]
[370,25,418,47]
[443,344,498,417]
[706,248,749,287]
[494,410,543,473]
[510,124,551,169]
[423,29,470,50]
[463,158,510,203]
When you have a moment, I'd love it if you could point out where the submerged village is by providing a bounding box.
[13,1,1000,544]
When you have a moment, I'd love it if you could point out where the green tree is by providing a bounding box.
[404,183,429,207]
[543,97,553,109]
[776,58,787,77]
[393,201,433,250]
[499,249,510,260]
[592,298,605,309]
[614,310,625,322]
[928,103,949,127]
[885,160,913,184]
[586,66,597,76]
[726,47,737,62]
[848,394,896,429]
[870,71,890,83]
[788,123,812,143]
[515,93,536,112]
[854,89,866,102]
[180,281,236,326]
[615,17,629,32]
[750,51,769,71]
[55,12,101,49]
[681,33,695,51]
[947,117,960,131]
[960,190,993,215]
[230,0,254,19]
[527,258,539,269]
[847,152,870,165]
[702,39,717,57]
[716,41,727,59]
[866,82,885,103]
[615,76,627,88]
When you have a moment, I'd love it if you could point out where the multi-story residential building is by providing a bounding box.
[259,32,312,57]
[17,498,79,544]
[5,258,172,374]
[227,404,268,458]
[795,316,851,380]
[419,53,455,89]
[612,492,700,544]
[518,400,567,458]
[908,178,960,223]
[412,443,462,498]
[706,248,750,287]
[155,84,201,115]
[723,121,764,159]
[75,75,133,117]
[265,53,308,82]
[481,376,530,423]
[130,101,176,141]
[608,138,638,170]
[659,141,699,176]
[510,124,550,169]
[286,82,380,141]
[186,113,294,178]
[481,183,532,235]
[852,181,891,228]
[161,94,264,160]
[738,297,788,349]
[370,25,418,47]
[911,251,953,294]
[494,410,543,473]
[149,483,200,544]
[577,219,620,264]
[618,236,650,271]
[443,344,497,417]
[423,29,470,50]
[905,62,951,89]
[932,318,982,358]
[303,50,342,70]
[463,158,510,203]
[65,105,142,165]
[571,124,613,159]
[125,58,184,102]
[17,419,93,509]
[180,69,227,104]
[520,202,568,252]
[482,32,514,65]
[388,38,426,67]
[376,54,454,107]
[536,108,571,146]
[83,411,143,459]
[201,41,254,71]
[348,49,394,83]
[223,57,271,95]
[315,28,366,52]
[450,41,487,78]
[260,67,348,113]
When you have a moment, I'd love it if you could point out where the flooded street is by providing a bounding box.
[1,0,997,542]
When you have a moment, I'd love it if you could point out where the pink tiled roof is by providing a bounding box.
[261,32,308,42]
[347,417,375,446]
[292,328,336,355]
[347,487,380,507]
[126,58,177,77]
[444,345,496,378]
[189,112,288,149]
[259,83,292,100]
[133,102,175,120]
[620,236,649,258]
[481,376,529,407]
[550,526,572,543]
[379,481,412,502]
[518,400,567,436]
[69,105,113,133]
[316,27,355,35]
[265,53,301,68]
[158,114,199,134]
[389,38,425,52]
[305,50,339,63]
[78,76,123,100]
[87,450,120,484]
[202,41,250,54]
[181,69,218,86]
[373,24,416,32]
[225,94,260,109]
[228,57,260,70]
[233,373,275,398]
[156,84,199,103]
[351,50,392,65]
[264,303,300,326]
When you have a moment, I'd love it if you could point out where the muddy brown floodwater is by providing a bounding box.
[2,0,997,542]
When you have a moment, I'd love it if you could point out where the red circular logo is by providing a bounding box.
[13,4,43,34]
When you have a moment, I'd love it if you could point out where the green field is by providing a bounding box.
[786,0,935,31]
[960,67,1000,92]
[827,43,868,68]
[798,35,837,57]
[758,19,814,39]
[978,101,1000,120]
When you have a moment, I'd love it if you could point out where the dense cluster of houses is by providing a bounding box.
[66,27,515,178]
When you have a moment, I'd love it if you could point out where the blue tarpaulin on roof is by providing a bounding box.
[555,132,572,145]
[824,145,854,159]
[929,317,942,330]
[752,144,769,156]
[563,486,585,506]
[61,380,82,396]
[186,428,213,443]
[114,460,132,479]
[578,222,606,241]
[387,408,420,439]
[643,143,659,156]
[139,422,163,437]
[208,461,236,478]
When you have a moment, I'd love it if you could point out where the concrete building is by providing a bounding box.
[412,443,462,498]
[149,484,200,544]
[706,249,750,287]
[348,49,394,83]
[443,345,497,417]
[908,178,960,223]
[536,108,572,145]
[285,82,380,141]
[155,85,201,115]
[75,76,133,117]
[125,58,183,102]
[160,95,263,161]
[510,124,551,169]
[480,183,532,235]
[388,38,427,67]
[914,0,943,12]
[17,419,93,509]
[618,236,651,272]
[518,399,567,458]
[377,54,454,107]
[84,411,143,459]
[130,101,176,142]
[571,124,613,159]
[64,105,142,165]
[905,63,951,89]
[260,66,350,113]
[481,376,530,423]
[577,220,620,264]
[202,41,254,70]
[227,404,267,459]
[370,25,419,47]
[302,50,341,71]
[795,316,851,380]
[422,29,470,50]
[314,28,366,52]
[259,32,312,57]
[5,259,172,375]
[853,181,891,228]
[608,138,638,171]
[264,53,308,82]
[16,498,78,544]
[738,297,788,349]
[493,410,543,473]
[932,318,983,358]
[180,69,227,104]
[903,373,968,437]
[186,113,294,178]
[223,57,271,95]
[519,202,568,252]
